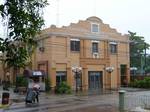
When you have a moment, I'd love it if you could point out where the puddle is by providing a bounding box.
[11,98,25,103]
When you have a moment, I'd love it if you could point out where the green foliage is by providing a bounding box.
[129,31,150,73]
[16,76,28,87]
[45,77,51,92]
[145,55,150,73]
[0,0,48,40]
[129,77,150,88]
[5,44,28,68]
[55,82,72,94]
[0,0,48,72]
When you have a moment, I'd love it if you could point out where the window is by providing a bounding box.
[91,23,99,33]
[56,72,67,86]
[70,39,80,51]
[110,42,117,54]
[38,40,44,52]
[92,42,98,53]
[38,40,44,48]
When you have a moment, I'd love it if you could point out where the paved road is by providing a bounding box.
[4,93,119,112]
[3,89,150,112]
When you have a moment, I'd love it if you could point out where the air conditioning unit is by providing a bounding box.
[92,53,99,58]
[39,47,45,52]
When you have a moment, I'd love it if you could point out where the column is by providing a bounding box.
[80,39,84,58]
[50,61,56,91]
[104,40,109,59]
[67,67,72,87]
[82,68,88,91]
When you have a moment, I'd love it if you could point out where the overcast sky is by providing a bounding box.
[43,0,150,43]
[0,0,150,44]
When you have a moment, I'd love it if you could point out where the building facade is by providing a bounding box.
[33,16,130,91]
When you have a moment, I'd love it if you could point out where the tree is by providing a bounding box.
[0,0,48,82]
[129,31,150,74]
[145,55,150,73]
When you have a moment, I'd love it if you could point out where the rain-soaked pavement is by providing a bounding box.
[4,92,119,112]
[3,88,150,112]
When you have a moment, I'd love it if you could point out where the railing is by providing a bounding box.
[124,94,150,110]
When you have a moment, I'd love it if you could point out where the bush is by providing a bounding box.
[55,82,71,94]
[45,77,51,92]
[129,77,150,88]
[16,76,28,87]
[14,76,28,93]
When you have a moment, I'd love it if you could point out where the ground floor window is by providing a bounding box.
[56,71,67,86]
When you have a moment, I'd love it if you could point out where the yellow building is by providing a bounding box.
[33,16,130,91]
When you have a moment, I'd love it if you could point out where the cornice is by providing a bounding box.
[36,31,129,44]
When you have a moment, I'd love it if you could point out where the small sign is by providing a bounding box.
[33,71,42,76]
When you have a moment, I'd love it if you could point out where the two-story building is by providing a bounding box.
[32,16,130,91]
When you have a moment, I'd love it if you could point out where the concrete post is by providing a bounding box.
[119,90,126,112]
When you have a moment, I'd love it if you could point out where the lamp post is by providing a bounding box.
[144,42,146,75]
[72,66,82,92]
[105,66,114,90]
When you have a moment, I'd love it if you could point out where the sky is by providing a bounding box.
[43,0,150,44]
[0,0,150,44]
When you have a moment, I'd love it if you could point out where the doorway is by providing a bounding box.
[88,71,103,91]
[120,65,127,86]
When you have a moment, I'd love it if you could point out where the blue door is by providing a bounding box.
[88,71,103,90]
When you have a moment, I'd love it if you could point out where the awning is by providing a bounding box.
[23,69,45,77]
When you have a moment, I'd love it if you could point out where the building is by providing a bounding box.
[32,16,130,91]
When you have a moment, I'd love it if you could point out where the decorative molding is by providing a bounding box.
[36,32,129,44]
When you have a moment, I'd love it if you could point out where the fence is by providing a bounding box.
[124,93,150,111]
[130,75,149,82]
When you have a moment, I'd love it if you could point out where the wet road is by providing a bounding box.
[5,89,150,112]
[5,93,119,112]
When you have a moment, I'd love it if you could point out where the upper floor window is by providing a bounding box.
[91,23,99,33]
[92,42,99,53]
[38,40,44,47]
[109,42,118,54]
[70,39,80,51]
[38,40,45,52]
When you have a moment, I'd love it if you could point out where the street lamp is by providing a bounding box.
[105,67,114,73]
[105,66,114,90]
[130,67,137,75]
[72,66,82,92]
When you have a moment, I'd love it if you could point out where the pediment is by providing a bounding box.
[87,16,102,23]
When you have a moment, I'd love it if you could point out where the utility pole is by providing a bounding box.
[144,42,146,75]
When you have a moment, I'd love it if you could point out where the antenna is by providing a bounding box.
[56,0,60,27]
